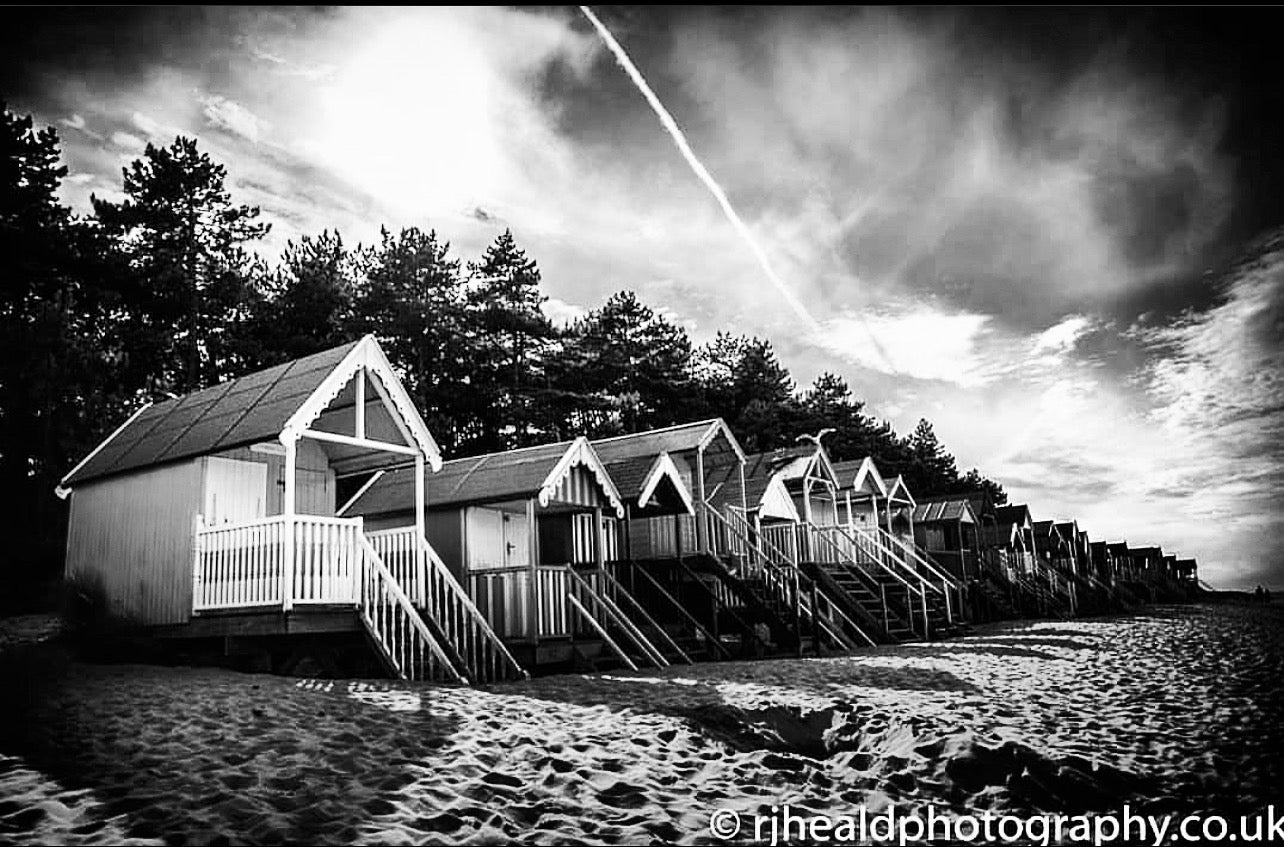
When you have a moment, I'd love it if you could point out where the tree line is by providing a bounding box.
[1,105,1003,591]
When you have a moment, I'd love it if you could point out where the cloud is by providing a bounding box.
[543,297,586,327]
[201,96,268,143]
[109,131,145,152]
[819,306,995,387]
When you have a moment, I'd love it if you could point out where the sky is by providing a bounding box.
[3,7,1281,590]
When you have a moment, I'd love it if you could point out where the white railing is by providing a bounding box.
[862,525,963,623]
[290,516,362,605]
[369,527,527,682]
[193,515,288,610]
[194,514,363,610]
[365,527,425,606]
[708,507,858,651]
[356,534,461,682]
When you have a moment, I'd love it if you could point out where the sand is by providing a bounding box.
[0,602,1280,845]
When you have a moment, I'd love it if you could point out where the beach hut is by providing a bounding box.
[339,437,686,670]
[1052,521,1087,577]
[879,475,917,545]
[57,336,520,682]
[994,504,1038,578]
[830,456,887,532]
[912,499,980,581]
[713,442,844,561]
[590,419,747,561]
[1107,542,1132,582]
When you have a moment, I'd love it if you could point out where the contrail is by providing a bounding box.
[578,5,820,332]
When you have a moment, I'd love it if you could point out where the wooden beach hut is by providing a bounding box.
[591,419,747,562]
[706,442,955,646]
[340,437,685,671]
[57,336,521,682]
[830,456,887,533]
[912,498,980,581]
[994,504,1038,579]
[879,475,917,546]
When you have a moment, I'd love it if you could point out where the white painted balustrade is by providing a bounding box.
[193,514,363,610]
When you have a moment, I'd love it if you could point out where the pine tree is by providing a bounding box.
[353,227,473,451]
[550,291,694,436]
[466,230,557,448]
[0,105,125,582]
[241,230,357,367]
[93,136,269,395]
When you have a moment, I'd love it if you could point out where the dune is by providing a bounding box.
[0,602,1280,845]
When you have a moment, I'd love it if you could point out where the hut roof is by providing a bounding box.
[344,437,624,518]
[60,336,439,489]
[592,419,745,465]
[913,499,976,523]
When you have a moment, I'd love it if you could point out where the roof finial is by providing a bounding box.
[796,428,835,448]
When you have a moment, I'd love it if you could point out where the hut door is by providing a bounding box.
[502,513,529,567]
[204,457,267,525]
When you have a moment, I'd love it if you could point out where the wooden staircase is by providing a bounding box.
[806,522,963,642]
[709,508,872,653]
[364,529,528,683]
[565,565,689,671]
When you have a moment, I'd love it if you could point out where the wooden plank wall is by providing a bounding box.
[64,459,203,626]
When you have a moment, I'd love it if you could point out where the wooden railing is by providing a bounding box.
[372,528,527,683]
[810,523,931,641]
[862,525,962,623]
[194,514,363,610]
[366,527,424,606]
[708,506,857,651]
[466,564,575,642]
[356,534,461,682]
[193,515,288,610]
[195,517,525,683]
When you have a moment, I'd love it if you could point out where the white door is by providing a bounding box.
[502,512,530,567]
[204,457,267,525]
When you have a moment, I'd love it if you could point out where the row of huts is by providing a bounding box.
[56,337,1202,683]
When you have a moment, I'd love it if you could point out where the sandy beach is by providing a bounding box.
[1,602,1280,845]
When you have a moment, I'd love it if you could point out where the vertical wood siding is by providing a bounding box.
[65,459,203,626]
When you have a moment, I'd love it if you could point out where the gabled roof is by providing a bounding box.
[344,436,624,518]
[592,418,745,465]
[882,474,916,507]
[831,456,887,497]
[603,452,694,516]
[1107,542,1130,557]
[913,499,976,523]
[995,504,1032,528]
[60,336,440,490]
[921,489,996,522]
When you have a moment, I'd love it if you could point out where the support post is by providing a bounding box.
[593,505,605,571]
[527,498,539,641]
[695,446,707,555]
[414,453,425,606]
[282,436,297,612]
[355,370,366,439]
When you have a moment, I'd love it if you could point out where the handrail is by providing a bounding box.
[356,535,462,683]
[618,561,731,660]
[596,568,693,664]
[416,533,528,682]
[566,567,667,668]
[806,581,877,648]
[720,507,799,569]
[707,507,850,652]
[566,594,638,671]
[865,525,959,589]
[809,523,931,640]
[819,523,936,597]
